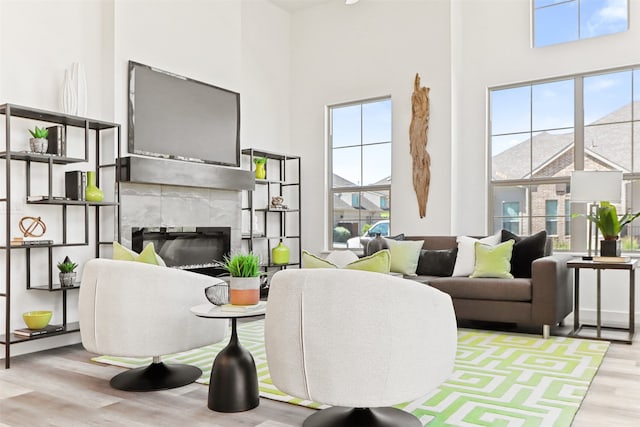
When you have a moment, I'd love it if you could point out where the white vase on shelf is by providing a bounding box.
[73,62,87,116]
[60,69,76,115]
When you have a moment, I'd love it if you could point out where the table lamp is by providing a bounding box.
[570,170,622,259]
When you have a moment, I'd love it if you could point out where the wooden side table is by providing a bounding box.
[567,259,636,344]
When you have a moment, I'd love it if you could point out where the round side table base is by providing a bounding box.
[208,340,259,412]
[110,362,201,392]
[303,407,421,427]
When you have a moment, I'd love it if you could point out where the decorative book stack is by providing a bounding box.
[65,170,86,200]
[14,324,64,337]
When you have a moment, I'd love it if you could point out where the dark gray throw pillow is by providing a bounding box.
[501,230,547,278]
[416,248,458,276]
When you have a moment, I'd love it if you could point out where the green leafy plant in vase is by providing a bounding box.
[585,202,640,256]
[253,157,267,179]
[57,256,78,287]
[28,126,49,154]
[223,252,262,305]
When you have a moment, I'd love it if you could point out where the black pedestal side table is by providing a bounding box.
[190,302,266,412]
[567,259,636,344]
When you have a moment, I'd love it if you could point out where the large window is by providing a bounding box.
[533,0,628,47]
[490,66,640,251]
[329,98,392,249]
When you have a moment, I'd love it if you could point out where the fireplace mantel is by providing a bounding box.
[118,155,255,191]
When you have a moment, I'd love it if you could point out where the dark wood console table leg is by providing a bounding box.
[573,269,580,333]
[208,318,259,412]
[630,269,635,337]
[596,269,601,338]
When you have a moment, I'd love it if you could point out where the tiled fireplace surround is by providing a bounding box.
[119,182,243,253]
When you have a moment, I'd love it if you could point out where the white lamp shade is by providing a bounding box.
[570,171,622,203]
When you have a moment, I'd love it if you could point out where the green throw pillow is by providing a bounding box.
[384,238,423,275]
[302,249,390,273]
[302,250,338,268]
[113,242,165,266]
[469,240,514,279]
[345,249,391,274]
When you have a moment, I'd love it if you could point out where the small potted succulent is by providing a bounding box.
[29,126,49,154]
[57,256,78,287]
[223,252,262,305]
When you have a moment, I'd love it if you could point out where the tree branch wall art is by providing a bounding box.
[409,73,431,218]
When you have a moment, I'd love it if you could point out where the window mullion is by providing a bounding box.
[574,76,584,170]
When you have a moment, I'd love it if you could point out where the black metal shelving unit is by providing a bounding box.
[241,148,301,286]
[0,103,121,368]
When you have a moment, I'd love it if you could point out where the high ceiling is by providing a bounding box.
[270,0,332,13]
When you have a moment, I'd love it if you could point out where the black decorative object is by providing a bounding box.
[208,318,259,412]
[205,283,229,306]
[303,406,421,427]
[600,239,621,257]
[110,361,202,392]
[365,233,389,256]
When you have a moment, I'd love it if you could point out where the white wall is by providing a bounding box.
[241,0,291,154]
[290,0,453,253]
[0,0,111,115]
[0,0,291,359]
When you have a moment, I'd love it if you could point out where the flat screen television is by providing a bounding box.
[128,61,240,167]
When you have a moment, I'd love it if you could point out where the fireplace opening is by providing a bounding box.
[132,226,231,277]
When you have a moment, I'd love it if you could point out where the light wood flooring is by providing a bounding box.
[1,321,639,427]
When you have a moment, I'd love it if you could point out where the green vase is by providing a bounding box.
[85,171,104,202]
[255,163,266,179]
[272,240,290,265]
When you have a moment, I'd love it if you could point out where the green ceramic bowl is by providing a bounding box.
[23,310,52,329]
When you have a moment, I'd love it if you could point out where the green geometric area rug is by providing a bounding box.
[93,320,609,426]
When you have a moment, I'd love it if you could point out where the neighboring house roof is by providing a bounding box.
[492,101,640,179]
[332,173,387,211]
[333,173,358,188]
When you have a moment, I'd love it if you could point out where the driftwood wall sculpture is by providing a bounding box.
[409,73,431,218]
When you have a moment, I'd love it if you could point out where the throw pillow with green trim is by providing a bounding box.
[345,249,390,274]
[469,240,514,279]
[384,238,424,275]
[302,249,390,273]
[113,242,165,266]
[302,250,338,268]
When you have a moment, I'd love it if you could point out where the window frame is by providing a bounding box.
[327,96,392,250]
[532,0,629,48]
[488,64,640,252]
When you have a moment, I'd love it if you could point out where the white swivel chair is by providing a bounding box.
[265,269,458,427]
[79,258,227,391]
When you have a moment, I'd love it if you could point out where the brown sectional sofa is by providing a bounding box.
[404,236,573,338]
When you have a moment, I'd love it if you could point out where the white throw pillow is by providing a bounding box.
[451,232,501,277]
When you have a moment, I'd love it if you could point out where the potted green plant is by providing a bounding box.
[222,252,261,305]
[57,256,78,287]
[28,126,49,154]
[253,157,267,179]
[586,202,640,256]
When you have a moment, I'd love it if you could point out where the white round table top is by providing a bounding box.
[190,301,266,319]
